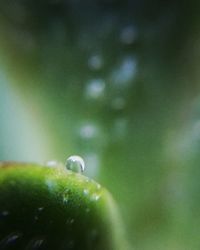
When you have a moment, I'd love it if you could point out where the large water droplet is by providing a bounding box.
[66,155,85,173]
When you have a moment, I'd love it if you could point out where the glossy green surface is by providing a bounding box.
[0,162,126,250]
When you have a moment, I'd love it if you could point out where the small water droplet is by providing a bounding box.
[66,155,85,173]
[85,79,105,99]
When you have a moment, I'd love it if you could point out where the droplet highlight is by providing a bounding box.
[66,155,85,173]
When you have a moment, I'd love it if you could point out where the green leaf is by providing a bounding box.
[0,162,127,250]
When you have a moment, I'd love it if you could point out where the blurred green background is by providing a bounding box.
[1,1,200,249]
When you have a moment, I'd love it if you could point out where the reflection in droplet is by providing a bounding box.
[111,56,137,86]
[88,54,103,70]
[85,79,105,99]
[66,155,85,173]
[79,123,98,140]
[120,25,137,44]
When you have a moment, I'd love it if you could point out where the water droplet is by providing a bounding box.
[66,155,85,173]
[85,79,105,99]
[88,54,103,70]
[120,25,137,44]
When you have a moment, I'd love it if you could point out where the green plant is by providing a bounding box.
[0,162,128,250]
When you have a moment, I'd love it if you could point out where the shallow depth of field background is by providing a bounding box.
[1,1,200,249]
